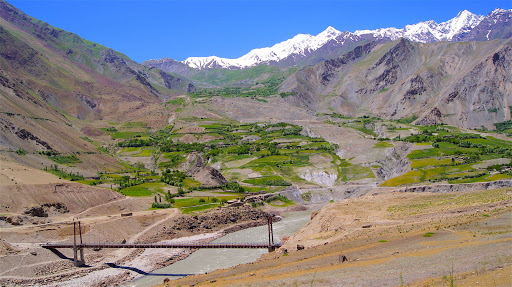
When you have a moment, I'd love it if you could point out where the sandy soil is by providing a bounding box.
[163,188,512,287]
[0,155,66,186]
[0,182,123,215]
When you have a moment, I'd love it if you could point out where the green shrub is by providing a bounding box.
[265,194,292,204]
[44,165,84,181]
[151,202,171,209]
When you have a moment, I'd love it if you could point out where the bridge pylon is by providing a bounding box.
[73,220,85,266]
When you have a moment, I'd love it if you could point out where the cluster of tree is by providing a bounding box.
[39,150,60,156]
[265,194,292,204]
[103,127,117,132]
[117,138,153,147]
[114,175,147,189]
[160,142,205,153]
[44,165,84,181]
[161,170,187,186]
[259,179,291,186]
[405,133,512,157]
[189,76,285,98]
[190,182,245,193]
[39,151,81,164]
[223,182,245,193]
[151,202,171,209]
[486,162,512,172]
[429,172,488,183]
[494,120,512,134]
[158,153,184,169]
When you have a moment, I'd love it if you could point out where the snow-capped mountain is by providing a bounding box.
[174,8,511,70]
[183,26,352,70]
[355,10,484,42]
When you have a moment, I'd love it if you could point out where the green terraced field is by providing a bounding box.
[381,170,423,186]
[410,158,455,169]
[119,182,172,197]
[383,125,512,186]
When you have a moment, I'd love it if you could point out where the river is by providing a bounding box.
[131,210,311,286]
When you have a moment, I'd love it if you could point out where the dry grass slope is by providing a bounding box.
[164,187,512,286]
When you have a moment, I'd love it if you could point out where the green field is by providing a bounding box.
[374,141,394,148]
[381,170,423,186]
[242,175,291,186]
[410,158,454,169]
[119,182,171,197]
[382,125,512,186]
[119,147,155,157]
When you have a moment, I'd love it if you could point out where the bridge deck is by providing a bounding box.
[41,242,282,249]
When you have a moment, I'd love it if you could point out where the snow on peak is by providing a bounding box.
[182,26,344,70]
[438,9,484,39]
[355,9,484,42]
[182,8,503,70]
[491,8,512,16]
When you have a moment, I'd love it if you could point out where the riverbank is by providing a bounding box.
[0,204,280,286]
[163,187,512,286]
[132,209,312,287]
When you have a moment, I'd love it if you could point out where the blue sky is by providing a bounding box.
[9,0,511,63]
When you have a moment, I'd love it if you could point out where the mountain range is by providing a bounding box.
[145,8,511,71]
[279,38,512,129]
[0,0,511,163]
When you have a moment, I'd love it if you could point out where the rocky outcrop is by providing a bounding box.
[367,39,418,93]
[374,142,412,181]
[166,205,270,234]
[398,179,512,193]
[299,170,338,186]
[0,215,50,226]
[416,107,443,126]
[320,42,377,85]
[23,203,69,217]
[279,185,378,205]
[186,155,228,186]
[1,119,54,151]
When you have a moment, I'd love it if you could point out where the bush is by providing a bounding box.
[151,203,171,209]
[223,182,245,193]
[44,165,84,181]
[265,194,292,204]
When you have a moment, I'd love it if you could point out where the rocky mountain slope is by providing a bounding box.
[153,8,510,71]
[279,38,512,129]
[0,0,197,175]
[0,1,194,96]
[0,0,194,123]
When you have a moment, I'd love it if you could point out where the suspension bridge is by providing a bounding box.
[41,216,281,266]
